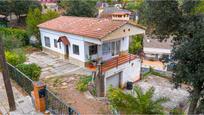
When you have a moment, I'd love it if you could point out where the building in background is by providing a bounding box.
[142,36,173,71]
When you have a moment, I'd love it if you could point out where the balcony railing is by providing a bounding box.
[101,53,137,72]
[86,53,137,72]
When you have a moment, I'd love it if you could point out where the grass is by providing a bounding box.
[142,67,169,79]
[76,75,92,92]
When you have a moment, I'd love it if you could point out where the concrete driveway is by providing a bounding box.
[26,52,91,79]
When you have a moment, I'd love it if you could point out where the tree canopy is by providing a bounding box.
[0,0,41,22]
[64,0,97,17]
[141,0,204,114]
[26,8,59,40]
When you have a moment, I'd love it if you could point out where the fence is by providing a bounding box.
[141,67,173,78]
[7,63,79,115]
[45,88,79,115]
[7,63,33,95]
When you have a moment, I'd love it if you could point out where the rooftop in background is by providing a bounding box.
[143,35,173,49]
[38,16,145,39]
[99,7,131,18]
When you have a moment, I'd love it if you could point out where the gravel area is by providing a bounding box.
[135,75,190,110]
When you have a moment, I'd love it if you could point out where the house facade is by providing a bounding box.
[143,36,173,61]
[38,16,145,95]
[143,36,173,71]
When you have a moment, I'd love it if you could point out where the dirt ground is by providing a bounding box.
[43,74,111,114]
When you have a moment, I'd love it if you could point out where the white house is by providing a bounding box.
[38,16,145,95]
[143,35,173,60]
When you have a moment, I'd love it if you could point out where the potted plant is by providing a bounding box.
[86,56,94,68]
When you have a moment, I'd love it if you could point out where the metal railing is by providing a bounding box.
[7,63,79,115]
[45,88,79,115]
[7,63,33,95]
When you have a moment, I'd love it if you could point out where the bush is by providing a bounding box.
[5,50,26,66]
[129,35,143,54]
[0,28,29,50]
[16,63,41,81]
[170,108,184,115]
[76,76,92,92]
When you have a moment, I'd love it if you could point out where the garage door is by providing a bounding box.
[106,73,120,91]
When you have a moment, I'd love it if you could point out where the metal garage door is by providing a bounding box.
[106,73,120,91]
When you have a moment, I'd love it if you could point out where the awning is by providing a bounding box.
[58,36,70,45]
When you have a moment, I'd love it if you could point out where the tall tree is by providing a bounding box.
[64,0,97,17]
[141,0,204,114]
[26,8,59,41]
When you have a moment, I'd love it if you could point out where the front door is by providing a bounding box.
[65,45,69,58]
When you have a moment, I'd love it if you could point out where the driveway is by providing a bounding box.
[135,75,190,111]
[26,52,91,79]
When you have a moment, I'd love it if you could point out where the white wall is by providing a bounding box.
[144,47,171,54]
[40,28,102,62]
[120,36,129,51]
[104,58,141,93]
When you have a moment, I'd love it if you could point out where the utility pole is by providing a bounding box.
[0,37,16,111]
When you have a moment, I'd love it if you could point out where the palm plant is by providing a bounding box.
[107,86,169,114]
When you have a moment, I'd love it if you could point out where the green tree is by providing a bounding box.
[26,8,59,40]
[125,0,144,11]
[65,0,97,17]
[107,86,168,114]
[0,1,12,17]
[0,0,41,23]
[129,35,142,54]
[26,8,42,38]
[141,0,204,114]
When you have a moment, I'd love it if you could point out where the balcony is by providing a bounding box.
[85,53,137,72]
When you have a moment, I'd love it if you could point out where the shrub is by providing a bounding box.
[0,28,29,50]
[76,76,92,92]
[16,63,41,81]
[170,108,184,115]
[129,35,143,54]
[5,50,26,66]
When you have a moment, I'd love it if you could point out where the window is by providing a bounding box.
[89,45,97,55]
[59,42,61,49]
[54,39,58,48]
[44,36,50,47]
[73,44,79,55]
[102,42,110,55]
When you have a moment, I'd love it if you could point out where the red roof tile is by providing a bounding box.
[38,16,128,39]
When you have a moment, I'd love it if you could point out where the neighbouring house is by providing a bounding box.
[40,0,59,13]
[96,2,139,22]
[143,36,173,71]
[98,6,131,21]
[38,16,145,96]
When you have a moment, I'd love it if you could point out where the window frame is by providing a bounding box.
[89,45,98,55]
[73,44,79,55]
[54,39,58,48]
[44,36,50,47]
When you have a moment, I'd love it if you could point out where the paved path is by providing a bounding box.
[0,73,42,115]
[26,52,91,79]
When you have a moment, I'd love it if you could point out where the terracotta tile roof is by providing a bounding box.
[38,16,129,39]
